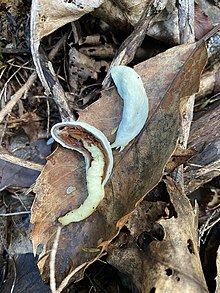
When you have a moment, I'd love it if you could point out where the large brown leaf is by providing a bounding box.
[107,177,209,292]
[31,41,207,282]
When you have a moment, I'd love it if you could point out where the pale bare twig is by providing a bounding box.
[0,60,32,101]
[48,32,69,61]
[0,117,9,145]
[0,211,31,216]
[172,1,195,187]
[0,71,37,124]
[10,256,17,293]
[46,99,50,137]
[50,226,62,293]
[178,0,194,44]
[0,33,73,170]
[50,227,103,293]
[199,208,220,241]
[0,30,70,125]
[0,151,43,171]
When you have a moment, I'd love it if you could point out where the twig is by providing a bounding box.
[50,228,103,293]
[0,118,9,145]
[46,99,50,137]
[2,48,30,54]
[10,256,17,293]
[48,32,69,61]
[172,1,195,187]
[0,151,43,171]
[199,208,220,241]
[178,0,195,44]
[0,211,31,216]
[201,23,220,42]
[30,4,74,121]
[0,60,31,96]
[0,72,37,124]
[50,226,62,293]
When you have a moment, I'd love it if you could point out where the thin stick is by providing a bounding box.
[0,72,37,123]
[0,60,31,99]
[172,0,195,187]
[178,0,194,44]
[0,211,31,216]
[10,256,17,293]
[48,32,69,61]
[50,226,62,293]
[0,152,43,171]
[199,208,220,241]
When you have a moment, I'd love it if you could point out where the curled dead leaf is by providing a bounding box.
[30,0,105,93]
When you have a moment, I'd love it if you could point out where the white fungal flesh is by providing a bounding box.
[58,141,105,225]
[110,65,149,152]
[51,121,113,225]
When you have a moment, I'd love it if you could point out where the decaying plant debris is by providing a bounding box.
[0,1,220,292]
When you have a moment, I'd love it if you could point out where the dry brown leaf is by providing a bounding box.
[31,0,105,40]
[195,1,213,40]
[94,0,179,44]
[196,63,220,100]
[20,112,44,142]
[31,41,207,282]
[0,254,50,293]
[184,103,220,195]
[107,177,208,292]
[68,48,98,92]
[79,44,116,59]
[165,147,197,174]
[214,66,220,94]
[196,0,220,27]
[0,138,50,190]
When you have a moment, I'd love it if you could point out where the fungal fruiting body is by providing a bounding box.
[110,65,149,152]
[51,121,113,225]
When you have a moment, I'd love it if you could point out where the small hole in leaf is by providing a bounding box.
[168,202,178,218]
[137,232,154,251]
[187,239,195,254]
[150,287,156,293]
[2,249,9,260]
[137,224,165,251]
[176,276,180,282]
[151,223,165,241]
[165,268,172,276]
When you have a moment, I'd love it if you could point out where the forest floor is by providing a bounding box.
[0,1,220,292]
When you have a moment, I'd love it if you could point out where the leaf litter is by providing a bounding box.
[31,40,207,284]
[1,0,220,292]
